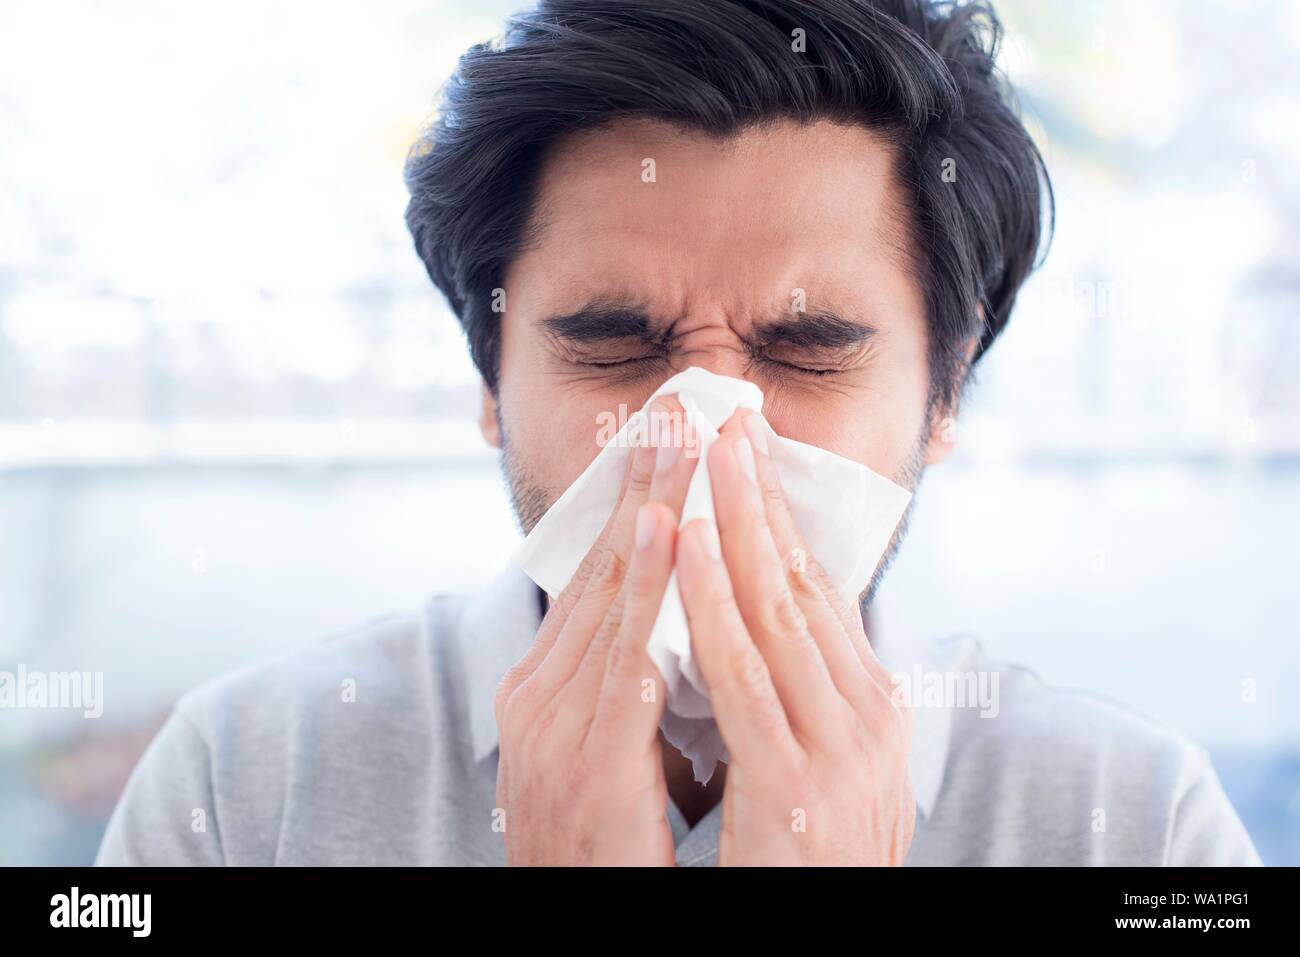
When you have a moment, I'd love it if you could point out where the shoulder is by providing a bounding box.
[919,634,1260,866]
[97,592,480,866]
[175,593,473,745]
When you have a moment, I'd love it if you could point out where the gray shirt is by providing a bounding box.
[95,563,1261,866]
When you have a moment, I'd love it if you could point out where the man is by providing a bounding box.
[97,0,1260,866]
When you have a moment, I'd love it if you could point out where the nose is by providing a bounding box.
[669,354,752,383]
[665,314,755,383]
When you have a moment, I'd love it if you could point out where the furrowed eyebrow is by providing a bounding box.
[540,303,875,352]
[753,310,878,350]
[541,304,662,343]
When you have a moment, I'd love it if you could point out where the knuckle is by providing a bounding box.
[807,558,851,612]
[844,711,872,753]
[576,547,601,578]
[703,576,736,610]
[589,608,622,659]
[873,695,912,752]
[493,665,530,718]
[596,548,628,591]
[626,555,659,603]
[892,694,915,741]
[878,672,911,723]
[863,677,906,731]
[528,695,563,745]
[687,566,737,613]
[596,637,647,710]
[758,470,785,507]
[791,757,825,802]
[807,556,837,594]
[754,691,789,741]
[843,703,880,754]
[626,454,654,496]
[575,548,602,585]
[494,680,538,745]
[732,641,773,695]
[761,589,808,641]
[600,627,630,680]
[583,549,626,604]
[567,553,600,596]
[786,563,822,602]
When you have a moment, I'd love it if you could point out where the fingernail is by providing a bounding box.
[635,506,657,551]
[734,437,757,485]
[741,414,769,456]
[655,437,681,474]
[699,521,721,561]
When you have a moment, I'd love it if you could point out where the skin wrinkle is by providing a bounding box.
[492,119,948,610]
[393,0,1056,859]
[481,119,963,839]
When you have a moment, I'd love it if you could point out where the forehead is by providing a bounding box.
[509,117,918,323]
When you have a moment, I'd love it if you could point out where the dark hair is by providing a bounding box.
[404,0,1052,411]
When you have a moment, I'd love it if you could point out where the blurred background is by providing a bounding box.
[1,0,1296,865]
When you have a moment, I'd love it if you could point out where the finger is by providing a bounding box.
[563,391,698,728]
[521,399,669,701]
[552,424,657,619]
[584,502,676,756]
[737,410,858,633]
[707,422,847,738]
[736,410,898,695]
[496,431,656,719]
[646,394,700,520]
[675,518,802,768]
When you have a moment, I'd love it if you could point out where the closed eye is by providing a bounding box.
[573,354,669,382]
[579,355,843,379]
[762,357,842,377]
[579,356,659,367]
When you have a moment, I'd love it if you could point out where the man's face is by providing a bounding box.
[483,118,961,596]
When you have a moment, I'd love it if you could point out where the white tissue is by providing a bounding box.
[512,366,912,783]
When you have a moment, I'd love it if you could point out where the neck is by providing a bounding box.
[661,733,726,828]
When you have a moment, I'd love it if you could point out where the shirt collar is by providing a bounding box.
[458,561,956,820]
[462,562,543,766]
[869,616,961,821]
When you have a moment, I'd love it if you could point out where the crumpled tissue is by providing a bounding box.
[513,366,912,783]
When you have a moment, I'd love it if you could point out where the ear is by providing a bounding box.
[478,380,502,449]
[922,336,978,467]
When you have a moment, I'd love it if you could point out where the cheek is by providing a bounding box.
[498,383,608,496]
[762,369,930,477]
[498,330,659,495]
[766,399,920,476]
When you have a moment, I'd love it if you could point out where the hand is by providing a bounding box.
[493,398,699,865]
[675,410,915,866]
